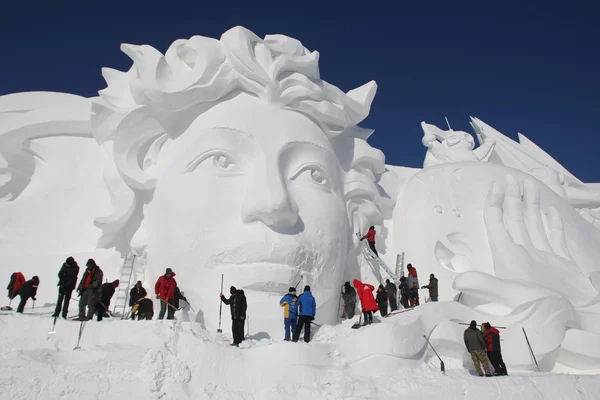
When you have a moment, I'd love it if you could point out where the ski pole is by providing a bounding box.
[423,335,445,374]
[218,274,224,333]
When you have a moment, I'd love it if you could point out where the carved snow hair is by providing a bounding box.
[90,26,387,249]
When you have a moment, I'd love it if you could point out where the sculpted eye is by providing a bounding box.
[290,164,333,190]
[186,151,238,174]
[213,154,234,170]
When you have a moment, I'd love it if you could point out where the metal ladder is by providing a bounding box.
[113,252,136,317]
[360,242,401,285]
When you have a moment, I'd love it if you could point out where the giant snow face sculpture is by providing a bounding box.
[145,95,351,330]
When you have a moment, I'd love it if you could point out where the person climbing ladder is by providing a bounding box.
[360,226,378,256]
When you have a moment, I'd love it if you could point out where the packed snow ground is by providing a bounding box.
[2,304,600,400]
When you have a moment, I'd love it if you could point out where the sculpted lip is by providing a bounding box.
[215,263,307,293]
[205,243,317,273]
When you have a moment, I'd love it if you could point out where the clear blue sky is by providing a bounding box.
[1,1,599,181]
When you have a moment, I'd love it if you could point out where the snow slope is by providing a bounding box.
[2,304,600,400]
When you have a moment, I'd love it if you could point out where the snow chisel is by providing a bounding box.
[74,320,86,350]
[423,335,445,374]
[217,274,224,333]
[48,316,58,335]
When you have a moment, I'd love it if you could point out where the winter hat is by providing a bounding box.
[165,268,173,274]
[407,263,413,270]
[378,284,384,290]
[304,285,311,292]
[399,276,406,282]
[430,273,435,278]
[66,256,76,266]
[482,322,491,330]
[136,280,142,285]
[385,279,390,284]
[86,259,97,268]
[288,287,296,294]
[112,280,120,288]
[32,276,39,283]
[470,320,477,329]
[230,286,237,295]
[344,281,351,289]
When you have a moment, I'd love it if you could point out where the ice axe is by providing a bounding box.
[423,334,445,374]
[217,274,224,333]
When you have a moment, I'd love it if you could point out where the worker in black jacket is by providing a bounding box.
[129,281,147,307]
[53,256,80,319]
[220,286,247,346]
[17,276,40,313]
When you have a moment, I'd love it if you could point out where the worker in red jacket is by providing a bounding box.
[155,268,177,320]
[482,322,508,376]
[360,226,378,255]
[353,279,378,326]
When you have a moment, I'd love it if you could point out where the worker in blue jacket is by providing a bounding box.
[279,287,299,341]
[292,285,316,343]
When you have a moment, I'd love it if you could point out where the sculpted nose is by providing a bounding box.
[241,162,299,229]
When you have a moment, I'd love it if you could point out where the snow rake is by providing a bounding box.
[423,335,445,374]
[74,320,86,350]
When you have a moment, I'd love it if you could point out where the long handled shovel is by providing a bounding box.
[158,298,181,311]
[424,334,445,374]
[217,274,224,333]
[351,312,363,329]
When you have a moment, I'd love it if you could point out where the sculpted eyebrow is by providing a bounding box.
[283,140,332,154]
[210,126,254,139]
